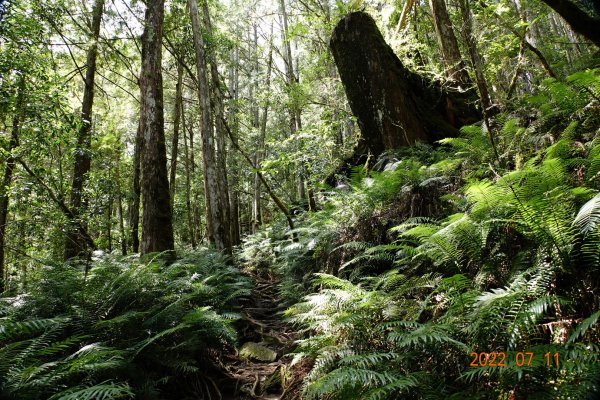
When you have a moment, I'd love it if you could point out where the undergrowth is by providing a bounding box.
[0,249,251,399]
[245,69,600,398]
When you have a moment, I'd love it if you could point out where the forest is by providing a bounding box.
[0,0,599,398]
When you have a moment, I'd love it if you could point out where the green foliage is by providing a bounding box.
[2,0,600,398]
[573,193,600,234]
[281,69,600,399]
[0,249,251,399]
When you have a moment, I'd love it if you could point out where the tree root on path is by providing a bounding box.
[218,269,305,399]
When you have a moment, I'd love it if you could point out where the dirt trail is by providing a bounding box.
[220,270,304,399]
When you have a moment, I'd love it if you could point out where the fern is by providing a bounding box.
[49,382,134,400]
[573,193,600,234]
[0,249,248,399]
[568,310,600,343]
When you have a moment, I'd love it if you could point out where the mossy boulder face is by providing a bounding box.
[329,11,480,157]
[239,342,278,362]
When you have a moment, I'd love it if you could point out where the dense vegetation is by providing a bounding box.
[1,0,599,398]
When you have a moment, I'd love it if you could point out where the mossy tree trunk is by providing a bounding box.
[329,12,479,166]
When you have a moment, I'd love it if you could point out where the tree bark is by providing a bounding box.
[394,0,417,38]
[279,0,298,138]
[538,0,600,47]
[429,0,471,87]
[202,1,232,252]
[106,192,113,252]
[129,121,142,253]
[188,0,229,252]
[230,191,240,246]
[329,12,479,167]
[458,0,492,112]
[253,38,273,233]
[181,102,197,248]
[115,153,127,256]
[64,0,105,260]
[0,76,25,292]
[139,0,175,256]
[169,62,184,204]
[458,0,499,160]
[250,23,260,129]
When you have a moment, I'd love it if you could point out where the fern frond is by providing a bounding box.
[568,310,600,343]
[49,382,134,400]
[573,193,600,234]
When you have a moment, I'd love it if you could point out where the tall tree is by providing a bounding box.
[188,0,230,252]
[253,36,273,234]
[0,75,24,292]
[181,100,197,248]
[458,0,499,160]
[429,0,471,87]
[64,0,105,260]
[278,0,306,203]
[139,0,175,255]
[279,0,296,138]
[115,154,127,256]
[229,23,242,244]
[202,0,232,251]
[129,122,142,253]
[169,62,184,204]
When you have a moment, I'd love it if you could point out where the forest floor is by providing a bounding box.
[220,269,307,399]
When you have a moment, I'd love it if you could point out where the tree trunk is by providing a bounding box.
[129,121,142,253]
[106,193,113,252]
[64,0,105,260]
[185,103,201,244]
[115,154,127,256]
[538,0,600,47]
[329,12,479,170]
[458,0,499,160]
[429,0,471,87]
[279,0,307,204]
[458,0,492,112]
[0,76,24,293]
[507,37,526,99]
[230,191,240,246]
[279,0,298,138]
[181,103,197,248]
[253,37,273,234]
[394,0,417,38]
[169,62,184,204]
[229,36,242,243]
[188,0,229,252]
[202,1,231,253]
[139,0,175,256]
[249,23,260,129]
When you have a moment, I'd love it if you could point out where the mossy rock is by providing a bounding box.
[239,342,277,362]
